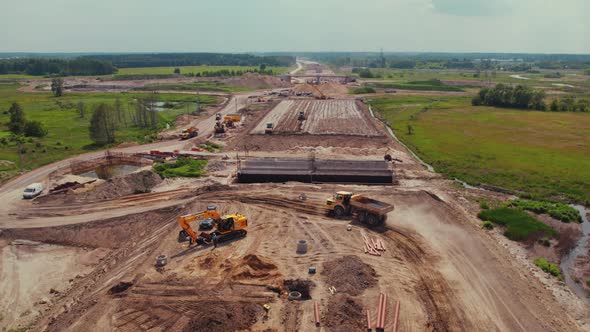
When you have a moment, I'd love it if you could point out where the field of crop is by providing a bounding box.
[369,95,590,203]
[116,65,291,76]
[251,99,382,136]
[0,83,218,180]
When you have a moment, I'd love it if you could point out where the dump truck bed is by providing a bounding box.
[350,195,394,216]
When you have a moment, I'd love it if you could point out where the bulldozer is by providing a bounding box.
[177,204,248,246]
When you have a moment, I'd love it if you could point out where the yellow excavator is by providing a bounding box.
[177,204,248,246]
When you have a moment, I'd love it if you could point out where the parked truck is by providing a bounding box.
[325,191,394,226]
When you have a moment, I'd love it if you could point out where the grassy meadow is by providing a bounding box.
[116,65,291,76]
[0,82,219,180]
[369,94,590,203]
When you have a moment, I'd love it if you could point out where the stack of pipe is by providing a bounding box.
[362,233,386,256]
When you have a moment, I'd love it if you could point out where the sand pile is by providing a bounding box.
[324,294,365,332]
[231,254,279,281]
[224,72,291,89]
[81,169,162,200]
[322,255,377,296]
[182,301,263,332]
[292,82,348,97]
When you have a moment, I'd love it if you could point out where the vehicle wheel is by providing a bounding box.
[359,211,368,223]
[333,206,345,218]
[178,230,189,243]
[366,214,378,226]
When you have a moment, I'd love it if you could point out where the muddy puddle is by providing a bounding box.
[560,205,590,304]
[79,164,141,180]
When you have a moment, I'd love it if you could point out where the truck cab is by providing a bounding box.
[326,191,353,215]
[264,122,274,135]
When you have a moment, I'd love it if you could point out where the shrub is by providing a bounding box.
[480,200,489,210]
[24,121,48,137]
[478,207,558,241]
[538,237,551,247]
[482,221,494,230]
[505,199,581,223]
[534,258,562,278]
[153,158,207,178]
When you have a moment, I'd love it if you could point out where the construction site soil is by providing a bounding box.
[225,98,392,152]
[2,182,589,331]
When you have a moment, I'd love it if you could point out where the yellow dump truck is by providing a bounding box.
[326,191,394,226]
[180,127,198,139]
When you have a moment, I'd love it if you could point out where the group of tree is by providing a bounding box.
[472,84,546,110]
[7,103,48,137]
[51,78,64,97]
[0,58,116,76]
[549,96,589,112]
[85,53,295,68]
[88,95,160,145]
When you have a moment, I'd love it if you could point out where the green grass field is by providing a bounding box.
[0,83,218,180]
[116,65,291,76]
[369,95,590,203]
[138,81,251,93]
[478,207,558,241]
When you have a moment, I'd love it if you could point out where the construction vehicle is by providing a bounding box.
[326,191,394,226]
[214,121,226,134]
[180,127,198,140]
[264,122,274,135]
[177,204,248,245]
[215,113,222,121]
[224,114,241,128]
[298,111,306,121]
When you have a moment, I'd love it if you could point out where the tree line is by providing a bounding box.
[0,58,116,76]
[176,65,277,77]
[549,96,589,112]
[472,84,546,110]
[85,53,295,68]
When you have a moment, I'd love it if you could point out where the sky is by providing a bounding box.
[0,0,588,54]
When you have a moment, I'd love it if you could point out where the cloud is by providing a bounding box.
[430,0,511,16]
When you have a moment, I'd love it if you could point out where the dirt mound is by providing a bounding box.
[81,169,162,200]
[322,256,377,296]
[292,82,348,97]
[324,294,365,332]
[232,254,279,281]
[182,301,263,332]
[224,72,291,89]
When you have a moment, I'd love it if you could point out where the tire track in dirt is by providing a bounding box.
[383,228,471,332]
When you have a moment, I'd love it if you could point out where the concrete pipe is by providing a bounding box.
[296,240,308,254]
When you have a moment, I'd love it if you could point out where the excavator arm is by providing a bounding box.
[178,207,221,243]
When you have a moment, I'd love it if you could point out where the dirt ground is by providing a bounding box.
[2,184,588,331]
[0,239,108,330]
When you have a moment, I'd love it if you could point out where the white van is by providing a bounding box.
[23,183,43,199]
